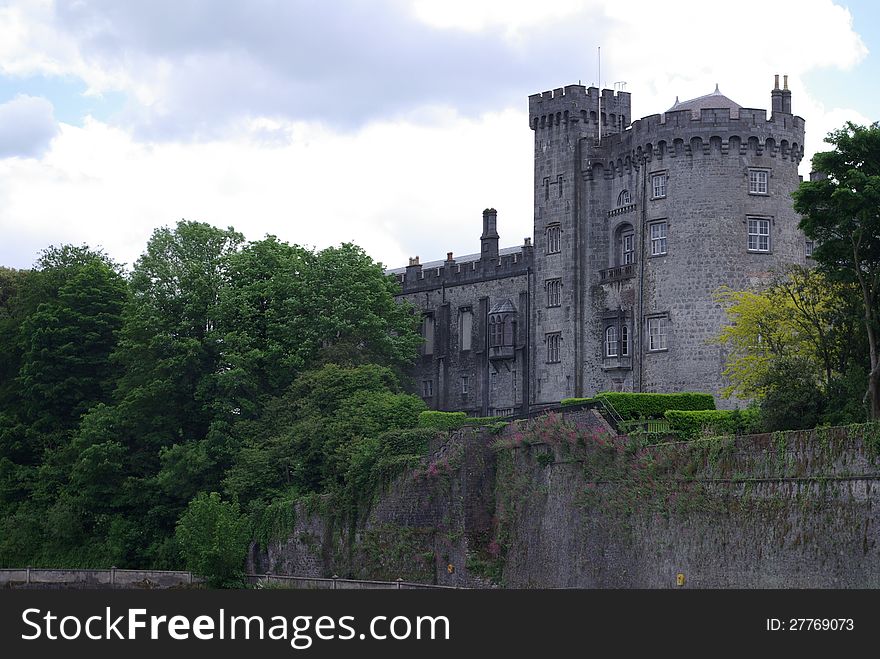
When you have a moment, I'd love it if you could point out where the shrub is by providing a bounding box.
[560,397,595,407]
[664,409,760,440]
[417,411,468,430]
[596,392,715,419]
[759,357,824,431]
[175,492,250,588]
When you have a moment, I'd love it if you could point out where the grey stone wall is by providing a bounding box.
[249,414,880,588]
[499,422,880,588]
[246,429,500,588]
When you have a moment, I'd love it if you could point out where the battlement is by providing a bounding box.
[391,245,534,294]
[529,85,631,131]
[580,104,806,177]
[629,107,804,135]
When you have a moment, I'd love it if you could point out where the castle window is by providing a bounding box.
[491,372,497,390]
[422,380,433,397]
[546,332,561,363]
[748,218,771,252]
[460,308,473,351]
[461,375,470,395]
[547,278,562,307]
[647,316,669,352]
[512,370,517,397]
[805,240,814,258]
[422,314,435,355]
[649,221,667,256]
[544,177,550,201]
[622,232,634,264]
[651,173,667,199]
[557,174,564,197]
[605,325,618,357]
[620,325,629,357]
[489,316,503,347]
[749,169,769,195]
[546,224,561,254]
[617,189,632,206]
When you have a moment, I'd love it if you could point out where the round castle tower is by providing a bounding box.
[529,76,807,405]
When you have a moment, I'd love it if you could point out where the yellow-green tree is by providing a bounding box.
[715,266,859,401]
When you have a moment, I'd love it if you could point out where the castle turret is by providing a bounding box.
[480,208,499,260]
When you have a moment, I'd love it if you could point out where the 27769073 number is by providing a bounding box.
[766,618,854,631]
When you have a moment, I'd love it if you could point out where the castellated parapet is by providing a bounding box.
[585,107,805,180]
[392,76,810,412]
[528,85,631,133]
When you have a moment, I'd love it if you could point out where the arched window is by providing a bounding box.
[605,326,618,357]
[617,189,632,206]
[620,325,629,357]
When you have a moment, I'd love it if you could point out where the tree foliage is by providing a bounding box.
[175,492,250,587]
[793,122,880,418]
[715,266,861,402]
[0,223,425,580]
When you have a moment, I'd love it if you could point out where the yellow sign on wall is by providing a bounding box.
[676,573,686,587]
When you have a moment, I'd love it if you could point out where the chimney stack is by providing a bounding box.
[781,74,792,114]
[480,208,499,260]
[771,74,783,116]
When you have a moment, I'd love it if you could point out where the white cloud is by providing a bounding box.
[0,0,873,269]
[0,94,59,158]
[407,0,595,35]
[0,109,532,270]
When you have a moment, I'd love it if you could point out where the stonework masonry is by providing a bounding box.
[391,77,808,411]
[247,417,880,588]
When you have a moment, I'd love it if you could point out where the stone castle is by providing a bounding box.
[390,75,808,415]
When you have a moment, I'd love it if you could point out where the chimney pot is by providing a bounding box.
[446,252,454,262]
[783,74,788,90]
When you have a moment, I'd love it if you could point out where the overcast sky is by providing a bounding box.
[0,0,877,271]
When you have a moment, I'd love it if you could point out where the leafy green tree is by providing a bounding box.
[212,237,315,419]
[175,492,250,587]
[18,255,127,433]
[223,364,425,503]
[308,243,422,370]
[715,267,859,402]
[758,357,825,432]
[793,122,880,419]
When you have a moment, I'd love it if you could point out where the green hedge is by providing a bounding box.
[417,411,505,431]
[664,409,760,440]
[596,392,715,419]
[560,397,596,407]
[418,411,467,430]
[561,393,714,418]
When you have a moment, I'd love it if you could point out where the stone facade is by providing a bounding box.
[391,76,808,411]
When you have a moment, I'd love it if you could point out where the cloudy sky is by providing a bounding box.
[0,0,877,270]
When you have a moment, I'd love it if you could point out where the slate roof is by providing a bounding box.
[667,84,742,118]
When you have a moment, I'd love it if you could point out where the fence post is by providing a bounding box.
[110,566,116,586]
[26,566,31,585]
[396,578,403,590]
[332,574,339,590]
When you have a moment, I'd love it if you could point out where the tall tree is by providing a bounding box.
[794,122,880,418]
